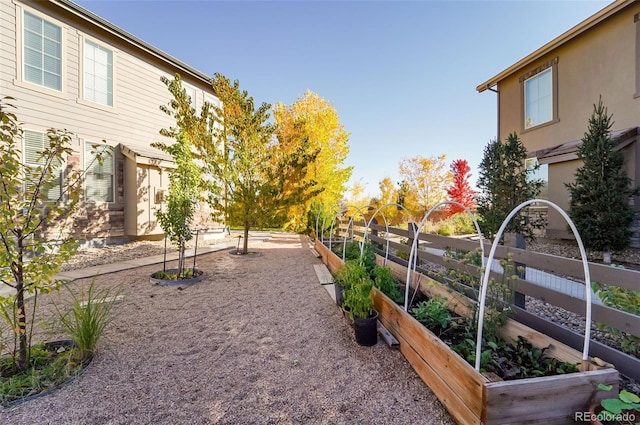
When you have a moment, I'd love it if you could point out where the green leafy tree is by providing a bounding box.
[476,133,544,240]
[566,98,639,261]
[0,97,108,372]
[155,75,209,277]
[152,134,200,278]
[207,73,320,254]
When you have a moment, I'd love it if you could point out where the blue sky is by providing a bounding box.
[75,0,610,197]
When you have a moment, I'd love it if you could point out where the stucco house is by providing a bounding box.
[477,0,640,247]
[0,0,220,244]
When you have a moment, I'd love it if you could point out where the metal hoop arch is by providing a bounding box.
[362,203,417,266]
[474,199,592,371]
[404,201,486,312]
[340,205,376,262]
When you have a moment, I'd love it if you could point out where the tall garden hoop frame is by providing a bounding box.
[405,201,486,312]
[320,204,342,246]
[340,205,376,262]
[362,203,416,266]
[474,199,593,371]
[314,204,341,245]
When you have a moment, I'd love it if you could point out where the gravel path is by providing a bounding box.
[1,233,454,425]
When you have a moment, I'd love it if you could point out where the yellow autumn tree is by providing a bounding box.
[398,154,452,219]
[345,180,370,212]
[371,177,403,225]
[273,90,352,231]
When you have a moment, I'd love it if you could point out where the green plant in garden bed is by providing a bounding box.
[596,383,640,425]
[332,240,376,273]
[0,279,118,406]
[411,296,452,335]
[0,342,86,406]
[54,279,121,360]
[592,281,640,357]
[433,315,580,380]
[372,265,404,304]
[151,268,203,281]
[405,259,580,380]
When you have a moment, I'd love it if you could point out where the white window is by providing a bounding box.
[183,83,197,109]
[84,142,114,203]
[526,157,548,199]
[524,68,553,129]
[83,39,113,106]
[23,130,61,201]
[23,11,62,91]
[204,93,221,109]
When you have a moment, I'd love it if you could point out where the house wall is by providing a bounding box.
[1,0,219,243]
[497,5,640,147]
[496,3,640,244]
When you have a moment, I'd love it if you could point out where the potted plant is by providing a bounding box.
[335,259,364,308]
[589,384,640,425]
[339,260,378,346]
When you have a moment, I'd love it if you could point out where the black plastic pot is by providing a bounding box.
[335,284,343,307]
[353,309,379,346]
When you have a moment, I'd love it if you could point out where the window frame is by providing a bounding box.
[635,12,640,98]
[81,36,115,108]
[22,129,63,201]
[525,156,549,200]
[183,82,197,110]
[83,141,115,204]
[19,8,64,95]
[520,58,559,132]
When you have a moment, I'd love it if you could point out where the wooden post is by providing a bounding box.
[505,232,526,309]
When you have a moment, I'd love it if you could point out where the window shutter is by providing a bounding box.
[23,130,61,200]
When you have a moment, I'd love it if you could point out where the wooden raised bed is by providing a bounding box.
[315,239,619,425]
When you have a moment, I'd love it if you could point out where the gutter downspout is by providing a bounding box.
[486,85,499,141]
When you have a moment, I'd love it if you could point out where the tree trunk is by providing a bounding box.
[16,234,28,372]
[243,222,250,254]
[16,285,28,371]
[178,237,185,278]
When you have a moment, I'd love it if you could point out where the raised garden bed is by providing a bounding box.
[315,239,619,424]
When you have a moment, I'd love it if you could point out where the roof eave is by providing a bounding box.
[54,0,212,87]
[476,0,635,93]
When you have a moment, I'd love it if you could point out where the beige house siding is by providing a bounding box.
[478,0,640,245]
[1,0,219,243]
[496,5,640,148]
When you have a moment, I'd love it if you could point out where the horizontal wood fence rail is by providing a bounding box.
[365,222,639,292]
[513,306,640,380]
[336,222,640,340]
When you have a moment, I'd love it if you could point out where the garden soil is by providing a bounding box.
[0,233,454,425]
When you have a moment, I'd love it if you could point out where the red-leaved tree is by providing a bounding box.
[446,159,477,215]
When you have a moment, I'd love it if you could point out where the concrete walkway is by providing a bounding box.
[0,230,274,298]
[54,241,236,282]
